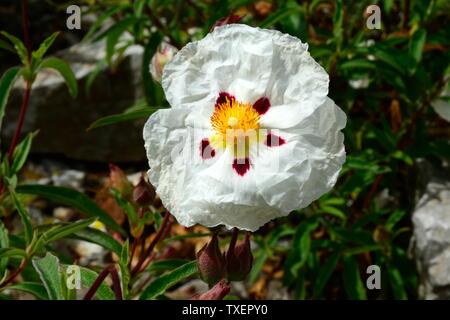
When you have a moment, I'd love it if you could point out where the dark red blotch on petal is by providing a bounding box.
[232,158,251,176]
[200,139,216,159]
[252,97,271,115]
[265,133,286,147]
[215,92,235,108]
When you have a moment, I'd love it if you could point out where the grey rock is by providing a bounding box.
[2,39,147,162]
[412,159,450,299]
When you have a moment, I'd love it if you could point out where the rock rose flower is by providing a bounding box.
[144,24,346,231]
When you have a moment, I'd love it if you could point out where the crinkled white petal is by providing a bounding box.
[162,24,329,111]
[144,24,346,231]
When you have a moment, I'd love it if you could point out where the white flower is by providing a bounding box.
[143,24,347,231]
[149,42,178,83]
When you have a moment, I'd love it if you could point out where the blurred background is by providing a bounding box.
[0,0,449,300]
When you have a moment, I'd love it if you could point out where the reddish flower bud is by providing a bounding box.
[226,233,253,281]
[133,174,156,206]
[197,234,226,285]
[109,164,133,198]
[191,279,231,300]
[210,14,243,31]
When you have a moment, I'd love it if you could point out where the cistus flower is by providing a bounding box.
[143,24,347,231]
[149,42,178,83]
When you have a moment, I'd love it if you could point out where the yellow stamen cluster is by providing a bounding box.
[210,98,261,152]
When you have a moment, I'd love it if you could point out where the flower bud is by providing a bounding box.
[133,175,156,206]
[109,164,133,198]
[226,233,253,281]
[197,234,225,285]
[191,279,231,300]
[150,42,178,83]
[210,14,242,31]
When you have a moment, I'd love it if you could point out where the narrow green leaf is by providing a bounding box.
[32,32,59,64]
[88,107,160,130]
[5,282,48,300]
[105,17,135,64]
[0,31,28,65]
[32,253,64,300]
[119,240,130,298]
[285,218,319,280]
[16,184,124,235]
[11,131,38,175]
[0,38,15,53]
[312,253,340,298]
[140,261,197,300]
[408,29,426,73]
[0,222,9,278]
[146,259,190,273]
[43,218,96,244]
[0,66,21,134]
[71,228,122,255]
[388,266,407,299]
[342,255,367,300]
[0,247,27,259]
[9,189,33,245]
[38,57,77,97]
[83,4,130,42]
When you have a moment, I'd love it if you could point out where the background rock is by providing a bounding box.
[411,159,450,299]
[2,40,147,162]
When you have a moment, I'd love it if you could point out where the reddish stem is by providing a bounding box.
[83,265,122,300]
[131,212,171,276]
[7,81,31,163]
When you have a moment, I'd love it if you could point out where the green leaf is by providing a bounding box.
[88,106,160,130]
[105,17,135,64]
[11,131,38,175]
[140,261,197,300]
[43,218,96,244]
[388,266,407,299]
[16,184,124,235]
[342,255,367,300]
[0,38,15,53]
[38,57,77,97]
[9,189,33,245]
[74,265,115,300]
[5,282,48,300]
[0,247,27,259]
[147,259,190,273]
[32,32,59,64]
[312,253,340,298]
[0,66,21,135]
[0,31,28,65]
[248,250,268,285]
[32,253,64,300]
[0,222,9,278]
[119,240,130,298]
[83,4,130,42]
[71,228,122,255]
[339,59,377,71]
[285,218,319,281]
[391,150,413,165]
[408,29,426,73]
[259,5,300,28]
[142,32,163,105]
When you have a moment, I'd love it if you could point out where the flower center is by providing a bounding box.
[210,98,260,151]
